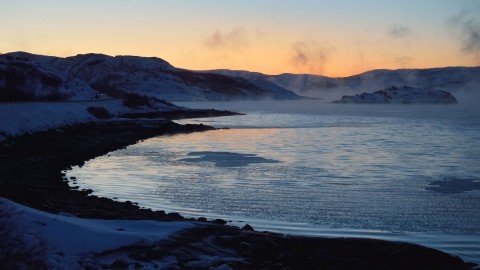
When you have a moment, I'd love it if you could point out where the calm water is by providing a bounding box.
[66,101,480,263]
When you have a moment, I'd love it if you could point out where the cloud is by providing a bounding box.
[389,25,411,38]
[394,56,413,68]
[204,31,224,48]
[290,41,334,75]
[204,27,249,50]
[448,8,480,62]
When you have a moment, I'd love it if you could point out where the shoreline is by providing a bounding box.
[0,119,217,220]
[0,115,477,269]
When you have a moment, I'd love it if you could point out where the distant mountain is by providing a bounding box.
[2,52,478,103]
[211,67,480,102]
[0,52,301,102]
[334,86,458,104]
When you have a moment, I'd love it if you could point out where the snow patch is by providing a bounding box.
[1,198,195,269]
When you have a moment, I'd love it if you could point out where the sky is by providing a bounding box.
[1,0,479,77]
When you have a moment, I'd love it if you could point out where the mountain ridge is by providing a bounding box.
[2,51,479,102]
[0,52,301,102]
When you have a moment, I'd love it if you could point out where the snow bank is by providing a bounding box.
[0,99,178,141]
[1,198,195,269]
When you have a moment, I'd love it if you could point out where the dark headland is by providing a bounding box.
[0,114,477,270]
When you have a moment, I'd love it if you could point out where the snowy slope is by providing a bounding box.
[0,52,301,101]
[0,53,99,101]
[1,198,195,269]
[335,86,458,104]
[0,99,181,141]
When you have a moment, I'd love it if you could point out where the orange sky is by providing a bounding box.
[1,0,479,77]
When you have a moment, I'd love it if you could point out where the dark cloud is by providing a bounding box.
[448,9,480,62]
[204,27,248,50]
[389,25,411,38]
[290,41,333,75]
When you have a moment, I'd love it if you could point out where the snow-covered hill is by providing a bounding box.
[0,52,301,102]
[211,67,480,102]
[3,51,478,102]
[334,86,458,104]
[0,53,99,101]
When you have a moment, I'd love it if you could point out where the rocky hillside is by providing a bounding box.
[0,52,301,102]
[334,86,458,104]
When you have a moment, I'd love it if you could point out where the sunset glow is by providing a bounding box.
[1,0,479,77]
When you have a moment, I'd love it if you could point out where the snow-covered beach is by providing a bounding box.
[1,198,196,269]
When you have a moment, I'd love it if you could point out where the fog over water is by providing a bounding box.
[66,100,480,263]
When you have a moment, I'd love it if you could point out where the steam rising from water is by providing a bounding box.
[271,70,480,104]
[389,25,412,39]
[448,7,480,63]
[290,41,334,75]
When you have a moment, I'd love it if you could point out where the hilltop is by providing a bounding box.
[0,52,300,102]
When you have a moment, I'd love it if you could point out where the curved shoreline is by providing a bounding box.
[0,117,477,269]
[0,119,216,220]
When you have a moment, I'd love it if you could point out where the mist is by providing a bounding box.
[389,25,412,39]
[310,82,480,105]
[448,8,480,63]
[450,82,480,105]
[176,98,480,120]
[289,41,334,75]
[204,27,249,51]
[269,68,480,104]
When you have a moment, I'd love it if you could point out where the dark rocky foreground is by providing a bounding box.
[96,225,476,270]
[0,117,477,270]
[0,119,216,220]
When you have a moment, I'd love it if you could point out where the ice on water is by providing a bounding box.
[179,151,281,167]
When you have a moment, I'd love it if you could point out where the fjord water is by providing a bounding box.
[66,101,480,263]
